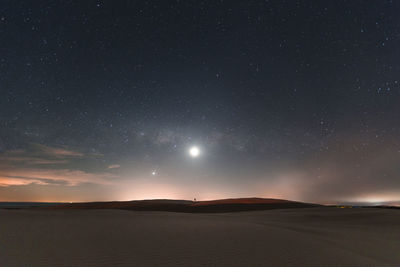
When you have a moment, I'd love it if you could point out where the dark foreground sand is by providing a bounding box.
[0,207,399,266]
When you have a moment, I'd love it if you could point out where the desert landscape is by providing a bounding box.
[2,1,400,266]
[1,200,399,266]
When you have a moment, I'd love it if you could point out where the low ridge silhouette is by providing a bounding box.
[42,197,320,213]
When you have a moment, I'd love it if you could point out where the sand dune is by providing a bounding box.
[1,207,399,266]
[41,197,319,212]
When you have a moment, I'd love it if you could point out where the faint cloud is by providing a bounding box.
[1,156,69,165]
[108,164,120,169]
[0,144,86,167]
[34,144,84,157]
[0,168,116,187]
[0,177,49,187]
[0,144,116,188]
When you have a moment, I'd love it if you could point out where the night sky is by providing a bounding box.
[1,1,400,204]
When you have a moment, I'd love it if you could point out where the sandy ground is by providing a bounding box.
[0,207,399,266]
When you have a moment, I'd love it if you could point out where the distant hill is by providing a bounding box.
[39,197,320,213]
[0,202,63,209]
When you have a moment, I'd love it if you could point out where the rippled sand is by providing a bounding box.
[1,207,399,266]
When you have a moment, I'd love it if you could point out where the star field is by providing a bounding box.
[1,1,400,204]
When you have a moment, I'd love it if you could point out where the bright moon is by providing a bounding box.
[189,146,200,157]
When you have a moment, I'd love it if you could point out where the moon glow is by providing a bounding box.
[189,146,200,157]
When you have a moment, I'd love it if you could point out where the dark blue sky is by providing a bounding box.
[1,0,400,204]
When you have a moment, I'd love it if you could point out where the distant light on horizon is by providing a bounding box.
[343,193,400,205]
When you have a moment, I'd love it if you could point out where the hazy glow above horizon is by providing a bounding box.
[1,141,400,204]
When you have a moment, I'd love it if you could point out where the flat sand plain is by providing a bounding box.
[0,207,399,266]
